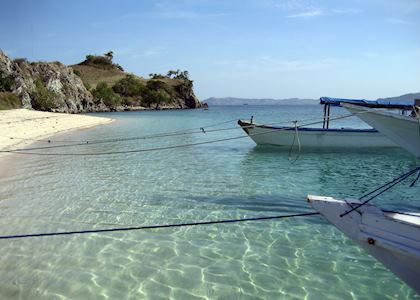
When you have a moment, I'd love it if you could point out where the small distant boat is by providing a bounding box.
[343,102,420,157]
[307,195,420,293]
[237,97,406,148]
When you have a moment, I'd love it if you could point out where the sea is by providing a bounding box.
[0,104,419,299]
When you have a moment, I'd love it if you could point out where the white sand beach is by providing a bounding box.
[0,109,113,152]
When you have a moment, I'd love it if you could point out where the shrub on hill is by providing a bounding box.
[13,58,28,65]
[92,82,121,107]
[167,69,190,80]
[112,74,146,97]
[81,52,124,71]
[31,79,58,111]
[121,96,141,106]
[0,92,21,110]
[149,73,166,79]
[142,89,171,108]
[146,79,168,91]
[0,70,15,92]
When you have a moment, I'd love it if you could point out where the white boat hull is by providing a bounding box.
[238,120,396,148]
[308,195,420,293]
[343,104,420,157]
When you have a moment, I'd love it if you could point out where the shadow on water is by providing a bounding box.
[236,144,419,211]
[188,194,323,225]
[189,193,308,212]
[245,144,415,156]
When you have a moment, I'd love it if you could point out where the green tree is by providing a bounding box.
[146,79,166,91]
[105,51,114,61]
[113,75,146,97]
[0,70,15,92]
[31,79,57,111]
[142,89,170,108]
[92,82,121,107]
[149,73,165,79]
[0,92,21,110]
[85,55,94,62]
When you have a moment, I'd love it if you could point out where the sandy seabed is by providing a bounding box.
[0,109,113,153]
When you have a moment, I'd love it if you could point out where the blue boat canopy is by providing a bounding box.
[320,97,415,109]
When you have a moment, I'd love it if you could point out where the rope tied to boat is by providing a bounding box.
[0,211,320,240]
[288,120,301,164]
[0,111,368,155]
[340,166,420,217]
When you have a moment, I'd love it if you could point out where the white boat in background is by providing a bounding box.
[238,120,396,148]
[307,195,420,293]
[304,97,420,293]
[238,97,420,149]
[343,103,420,157]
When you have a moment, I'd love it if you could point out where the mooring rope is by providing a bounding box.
[288,120,301,164]
[0,113,361,156]
[0,118,243,144]
[340,166,420,217]
[0,109,372,153]
[0,212,320,240]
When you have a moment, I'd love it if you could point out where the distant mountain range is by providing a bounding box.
[202,97,317,106]
[378,92,420,103]
[203,93,420,106]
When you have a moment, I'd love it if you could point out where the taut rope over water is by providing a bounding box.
[0,212,320,240]
[0,113,361,156]
[340,166,420,217]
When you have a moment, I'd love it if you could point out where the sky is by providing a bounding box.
[0,0,419,100]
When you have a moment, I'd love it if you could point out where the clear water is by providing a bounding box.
[0,105,419,299]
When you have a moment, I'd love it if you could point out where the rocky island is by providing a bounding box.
[0,50,201,113]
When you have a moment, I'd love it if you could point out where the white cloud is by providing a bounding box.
[111,47,165,60]
[287,7,360,18]
[217,56,341,72]
[153,1,231,19]
[257,0,312,11]
[386,17,411,25]
[287,9,324,18]
[330,8,361,15]
[156,10,231,19]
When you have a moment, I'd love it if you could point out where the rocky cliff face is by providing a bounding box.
[175,83,201,109]
[0,50,97,113]
[0,50,201,113]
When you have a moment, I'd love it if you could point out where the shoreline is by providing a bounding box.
[0,109,114,154]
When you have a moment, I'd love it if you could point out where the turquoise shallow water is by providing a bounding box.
[0,105,419,299]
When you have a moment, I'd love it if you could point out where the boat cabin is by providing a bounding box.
[319,97,416,129]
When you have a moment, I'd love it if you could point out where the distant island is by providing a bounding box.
[0,50,201,113]
[377,92,420,103]
[203,97,317,106]
[204,93,420,106]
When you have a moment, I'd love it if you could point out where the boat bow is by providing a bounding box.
[308,195,420,293]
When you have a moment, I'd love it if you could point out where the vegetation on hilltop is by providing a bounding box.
[92,82,121,107]
[72,52,127,90]
[80,51,124,71]
[0,69,15,92]
[74,51,199,109]
[0,92,20,110]
[0,49,201,112]
[0,69,20,110]
[30,79,58,111]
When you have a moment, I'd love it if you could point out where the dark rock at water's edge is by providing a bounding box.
[0,50,201,113]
